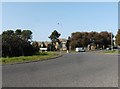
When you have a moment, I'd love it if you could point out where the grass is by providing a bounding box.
[117,50,120,54]
[1,52,61,64]
[102,50,119,54]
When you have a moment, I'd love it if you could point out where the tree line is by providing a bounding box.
[48,30,120,50]
[70,31,114,50]
[1,29,120,57]
[2,29,61,57]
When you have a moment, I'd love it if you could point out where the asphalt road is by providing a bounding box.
[2,52,118,87]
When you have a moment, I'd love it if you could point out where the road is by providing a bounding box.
[2,52,118,87]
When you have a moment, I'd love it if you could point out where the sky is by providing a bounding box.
[2,2,118,41]
[1,0,120,2]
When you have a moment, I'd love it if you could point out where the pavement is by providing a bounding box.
[2,52,118,87]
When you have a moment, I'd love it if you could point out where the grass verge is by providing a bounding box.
[102,50,120,54]
[1,52,61,64]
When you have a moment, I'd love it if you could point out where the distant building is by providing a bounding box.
[59,38,67,51]
[87,43,96,51]
[38,41,51,48]
[37,38,67,51]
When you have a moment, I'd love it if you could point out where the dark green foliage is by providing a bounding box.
[115,29,120,46]
[2,29,37,57]
[32,41,40,53]
[15,29,22,35]
[21,30,32,41]
[47,43,56,51]
[49,30,61,51]
[40,42,46,48]
[70,31,113,50]
[66,36,71,50]
[49,30,61,43]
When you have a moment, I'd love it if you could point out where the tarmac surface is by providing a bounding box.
[2,52,118,87]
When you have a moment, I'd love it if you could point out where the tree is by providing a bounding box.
[21,30,32,41]
[2,30,14,36]
[32,41,40,53]
[66,36,71,52]
[115,29,120,46]
[70,31,113,50]
[100,31,113,48]
[15,29,22,37]
[2,29,36,57]
[47,43,56,51]
[2,31,23,57]
[49,30,61,51]
[49,30,61,43]
[70,32,89,49]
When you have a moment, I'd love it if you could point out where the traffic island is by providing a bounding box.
[1,52,63,65]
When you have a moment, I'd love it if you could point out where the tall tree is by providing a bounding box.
[49,30,61,51]
[115,29,120,46]
[66,36,71,52]
[49,30,61,43]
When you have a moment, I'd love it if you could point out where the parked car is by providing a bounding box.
[106,46,118,50]
[106,47,111,50]
[75,47,86,52]
[113,46,118,49]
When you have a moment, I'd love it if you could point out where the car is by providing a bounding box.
[113,46,118,49]
[75,47,86,52]
[106,47,111,50]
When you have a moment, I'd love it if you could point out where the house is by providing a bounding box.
[37,38,67,51]
[38,41,51,48]
[59,38,67,51]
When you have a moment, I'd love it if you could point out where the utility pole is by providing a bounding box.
[111,32,113,50]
